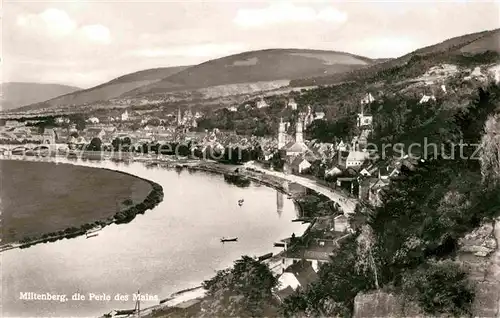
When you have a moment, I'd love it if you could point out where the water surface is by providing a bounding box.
[2,158,307,317]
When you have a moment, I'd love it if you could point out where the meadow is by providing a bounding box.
[1,160,152,244]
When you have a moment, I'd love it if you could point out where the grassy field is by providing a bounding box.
[0,160,152,244]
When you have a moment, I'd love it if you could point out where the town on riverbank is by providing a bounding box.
[3,8,500,316]
[3,79,500,317]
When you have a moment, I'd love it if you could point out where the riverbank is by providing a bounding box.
[2,155,338,317]
[0,159,164,252]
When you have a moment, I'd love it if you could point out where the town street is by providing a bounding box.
[244,162,357,215]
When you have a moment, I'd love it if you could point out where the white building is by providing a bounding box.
[357,113,373,128]
[287,98,298,110]
[121,110,129,121]
[86,117,99,124]
[278,118,287,150]
[346,151,369,168]
[441,84,447,94]
[360,93,375,105]
[256,98,269,109]
[291,157,311,174]
[357,103,373,128]
[419,94,436,104]
[336,140,347,152]
[314,112,326,120]
[284,121,309,157]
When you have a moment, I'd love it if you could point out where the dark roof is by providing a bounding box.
[286,261,318,288]
[174,299,202,309]
[276,286,295,301]
[291,155,310,167]
[286,141,310,153]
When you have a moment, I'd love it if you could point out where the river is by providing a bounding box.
[1,157,308,317]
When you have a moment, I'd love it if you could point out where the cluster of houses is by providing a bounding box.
[273,211,353,301]
[0,120,58,144]
[269,93,425,302]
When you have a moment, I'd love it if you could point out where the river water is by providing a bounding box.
[1,157,308,317]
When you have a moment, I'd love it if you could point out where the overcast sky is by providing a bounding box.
[2,0,499,88]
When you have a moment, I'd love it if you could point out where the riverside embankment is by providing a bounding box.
[2,155,308,318]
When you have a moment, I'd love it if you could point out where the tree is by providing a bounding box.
[401,261,474,317]
[480,114,500,185]
[147,118,161,126]
[280,237,373,317]
[87,137,102,151]
[69,114,86,131]
[356,225,380,289]
[201,256,279,317]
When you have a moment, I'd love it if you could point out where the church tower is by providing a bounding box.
[177,108,182,126]
[295,120,304,144]
[278,117,286,149]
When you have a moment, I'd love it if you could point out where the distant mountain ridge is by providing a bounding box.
[1,82,81,111]
[16,49,377,111]
[123,49,377,97]
[12,28,500,113]
[15,66,189,111]
[291,28,500,86]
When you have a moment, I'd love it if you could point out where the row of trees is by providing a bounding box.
[84,136,269,165]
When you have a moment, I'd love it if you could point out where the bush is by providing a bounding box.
[401,261,475,316]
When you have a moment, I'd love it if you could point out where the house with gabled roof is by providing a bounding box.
[289,156,311,174]
[346,150,369,168]
[359,168,372,177]
[287,98,298,110]
[369,178,390,207]
[275,286,295,303]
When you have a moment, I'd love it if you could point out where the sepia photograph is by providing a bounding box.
[1,0,500,317]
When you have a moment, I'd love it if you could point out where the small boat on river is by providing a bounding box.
[221,237,238,243]
[238,199,244,206]
[86,225,102,238]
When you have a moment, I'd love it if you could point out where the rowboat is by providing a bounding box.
[86,225,102,238]
[221,237,238,243]
[86,233,99,239]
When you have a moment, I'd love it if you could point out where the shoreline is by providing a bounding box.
[0,155,326,253]
[1,155,333,317]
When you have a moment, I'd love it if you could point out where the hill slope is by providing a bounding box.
[19,66,188,111]
[292,28,500,86]
[123,49,377,97]
[1,82,81,111]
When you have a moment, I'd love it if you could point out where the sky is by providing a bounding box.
[2,0,500,88]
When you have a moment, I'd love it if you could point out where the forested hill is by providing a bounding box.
[291,28,500,87]
[1,82,81,111]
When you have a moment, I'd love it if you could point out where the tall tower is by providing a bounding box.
[276,190,283,218]
[177,108,182,126]
[278,117,286,149]
[296,120,303,144]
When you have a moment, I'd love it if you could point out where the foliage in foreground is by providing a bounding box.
[401,261,475,317]
[200,256,279,317]
[281,84,500,317]
[280,236,373,317]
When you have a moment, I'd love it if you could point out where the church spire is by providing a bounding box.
[278,117,286,149]
[296,120,303,144]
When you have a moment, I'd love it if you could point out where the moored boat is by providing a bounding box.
[86,225,102,238]
[220,237,238,243]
